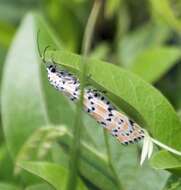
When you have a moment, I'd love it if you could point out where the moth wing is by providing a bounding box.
[113,112,145,145]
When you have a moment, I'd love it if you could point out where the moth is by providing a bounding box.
[47,63,145,145]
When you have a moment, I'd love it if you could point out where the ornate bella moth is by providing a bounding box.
[47,64,145,145]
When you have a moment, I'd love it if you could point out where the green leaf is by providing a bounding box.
[1,13,49,158]
[18,161,88,190]
[150,151,181,176]
[46,50,181,151]
[130,47,181,83]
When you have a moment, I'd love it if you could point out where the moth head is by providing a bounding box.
[47,64,56,73]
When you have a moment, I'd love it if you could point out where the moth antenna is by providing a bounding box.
[36,30,51,64]
[37,30,42,59]
[42,45,51,63]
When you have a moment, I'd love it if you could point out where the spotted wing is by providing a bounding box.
[111,111,145,145]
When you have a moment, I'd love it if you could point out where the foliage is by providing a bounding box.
[0,0,181,190]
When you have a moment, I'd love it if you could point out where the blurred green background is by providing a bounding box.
[0,0,181,190]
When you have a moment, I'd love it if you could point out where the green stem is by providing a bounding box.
[66,1,103,190]
[81,0,102,56]
[103,130,124,190]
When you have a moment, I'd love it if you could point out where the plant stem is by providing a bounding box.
[82,0,102,56]
[66,1,103,190]
[103,130,124,190]
[151,138,181,156]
